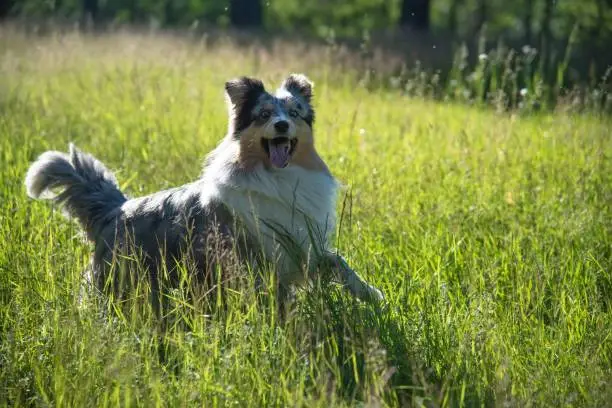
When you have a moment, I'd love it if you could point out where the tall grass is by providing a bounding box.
[1,28,611,407]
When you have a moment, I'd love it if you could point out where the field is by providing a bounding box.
[1,28,611,407]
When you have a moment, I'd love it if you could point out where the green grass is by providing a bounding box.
[1,28,611,407]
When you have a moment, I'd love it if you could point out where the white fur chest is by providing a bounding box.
[211,163,338,282]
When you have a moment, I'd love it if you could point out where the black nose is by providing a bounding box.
[274,120,289,133]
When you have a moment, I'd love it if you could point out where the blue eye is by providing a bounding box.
[259,110,271,120]
[289,109,299,118]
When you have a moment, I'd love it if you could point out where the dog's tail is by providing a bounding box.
[25,143,128,240]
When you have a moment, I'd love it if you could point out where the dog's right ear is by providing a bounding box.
[224,77,265,111]
[225,77,266,136]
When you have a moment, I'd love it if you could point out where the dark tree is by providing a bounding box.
[229,0,262,28]
[164,0,176,25]
[594,0,608,37]
[128,0,140,23]
[539,0,555,51]
[540,0,555,45]
[524,0,535,44]
[400,0,430,31]
[475,0,487,33]
[539,0,556,79]
[83,0,99,22]
[448,0,464,35]
[0,0,13,19]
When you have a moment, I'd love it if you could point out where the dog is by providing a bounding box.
[24,73,383,310]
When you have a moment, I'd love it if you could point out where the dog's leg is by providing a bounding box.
[276,282,290,322]
[324,252,384,302]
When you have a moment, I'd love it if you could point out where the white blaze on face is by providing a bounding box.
[255,93,301,169]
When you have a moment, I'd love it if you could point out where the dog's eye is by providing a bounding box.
[288,109,299,118]
[259,110,271,120]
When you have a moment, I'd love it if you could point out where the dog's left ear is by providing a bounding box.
[280,74,313,103]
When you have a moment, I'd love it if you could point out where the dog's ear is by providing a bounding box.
[280,73,313,103]
[225,77,265,110]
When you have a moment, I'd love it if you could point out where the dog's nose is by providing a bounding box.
[274,120,289,133]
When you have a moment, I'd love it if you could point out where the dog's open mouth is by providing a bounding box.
[261,137,298,168]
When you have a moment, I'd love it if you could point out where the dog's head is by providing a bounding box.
[224,74,316,170]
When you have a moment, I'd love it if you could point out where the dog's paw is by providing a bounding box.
[365,284,384,303]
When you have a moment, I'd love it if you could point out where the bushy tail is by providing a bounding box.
[25,143,128,240]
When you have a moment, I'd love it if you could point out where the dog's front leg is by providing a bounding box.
[323,252,384,302]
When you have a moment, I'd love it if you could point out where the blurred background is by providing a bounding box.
[1,0,610,112]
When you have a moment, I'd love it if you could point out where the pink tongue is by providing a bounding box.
[269,142,290,168]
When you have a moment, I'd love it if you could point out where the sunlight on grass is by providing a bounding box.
[1,28,611,407]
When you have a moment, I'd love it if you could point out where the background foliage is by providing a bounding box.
[1,30,610,406]
[0,3,611,405]
[6,0,612,42]
[4,0,612,112]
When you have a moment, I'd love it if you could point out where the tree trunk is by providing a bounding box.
[400,0,430,31]
[229,0,262,28]
[539,0,555,45]
[539,0,556,80]
[0,0,13,19]
[129,0,138,23]
[448,0,463,35]
[595,0,606,37]
[165,0,176,25]
[83,0,98,22]
[476,0,487,33]
[524,0,535,45]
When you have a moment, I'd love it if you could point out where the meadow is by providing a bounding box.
[0,27,611,407]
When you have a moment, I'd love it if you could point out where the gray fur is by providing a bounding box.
[25,144,128,241]
[25,144,250,309]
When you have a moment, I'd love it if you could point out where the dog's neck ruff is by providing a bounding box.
[201,139,338,276]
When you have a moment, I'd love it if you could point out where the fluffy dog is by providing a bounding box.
[24,74,383,309]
